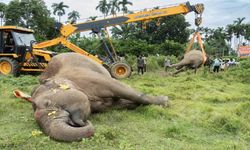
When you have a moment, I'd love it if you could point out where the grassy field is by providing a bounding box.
[0,60,250,150]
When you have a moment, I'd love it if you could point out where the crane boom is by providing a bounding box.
[58,2,203,37]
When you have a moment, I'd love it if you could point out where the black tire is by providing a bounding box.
[110,62,131,79]
[0,57,20,76]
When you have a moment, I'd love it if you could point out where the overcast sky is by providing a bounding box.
[0,0,250,29]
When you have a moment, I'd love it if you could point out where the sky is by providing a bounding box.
[0,0,249,29]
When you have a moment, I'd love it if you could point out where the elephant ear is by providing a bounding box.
[33,98,52,110]
[44,99,52,108]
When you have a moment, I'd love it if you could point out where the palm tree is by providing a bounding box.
[96,0,110,17]
[118,0,133,14]
[233,17,245,37]
[200,27,212,42]
[109,0,120,16]
[233,17,246,48]
[225,24,235,50]
[52,2,69,22]
[68,10,80,24]
[89,16,98,21]
[245,24,250,45]
[111,24,136,39]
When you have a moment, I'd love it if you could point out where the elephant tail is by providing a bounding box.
[13,90,32,103]
[35,109,94,142]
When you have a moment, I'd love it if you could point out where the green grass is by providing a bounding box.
[0,65,250,149]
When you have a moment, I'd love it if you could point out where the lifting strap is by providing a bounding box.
[185,31,207,64]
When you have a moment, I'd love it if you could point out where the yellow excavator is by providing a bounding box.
[0,26,55,76]
[0,1,204,78]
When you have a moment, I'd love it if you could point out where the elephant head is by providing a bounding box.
[31,78,94,142]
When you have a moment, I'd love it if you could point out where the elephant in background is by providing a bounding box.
[28,52,169,142]
[170,50,209,74]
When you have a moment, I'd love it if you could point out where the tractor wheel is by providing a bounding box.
[0,57,20,76]
[110,62,131,79]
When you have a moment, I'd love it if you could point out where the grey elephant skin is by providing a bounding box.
[31,52,168,142]
[170,50,209,74]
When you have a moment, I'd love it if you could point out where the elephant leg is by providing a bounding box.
[99,79,168,106]
[114,99,139,109]
[194,67,198,74]
[173,66,186,75]
[90,98,139,113]
[170,60,189,69]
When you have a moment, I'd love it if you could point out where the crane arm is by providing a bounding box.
[60,39,103,64]
[59,2,204,37]
[33,36,102,64]
[32,37,62,49]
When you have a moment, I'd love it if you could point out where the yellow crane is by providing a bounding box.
[0,1,204,78]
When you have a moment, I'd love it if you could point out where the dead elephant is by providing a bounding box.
[170,49,209,74]
[27,52,169,142]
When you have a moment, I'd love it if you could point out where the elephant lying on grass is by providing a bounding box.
[23,53,169,142]
[170,50,209,74]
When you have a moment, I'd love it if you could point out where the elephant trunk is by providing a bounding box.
[34,108,94,142]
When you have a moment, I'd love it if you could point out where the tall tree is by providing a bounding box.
[233,17,246,48]
[4,0,56,40]
[0,2,6,25]
[52,2,69,22]
[109,0,120,16]
[111,24,137,39]
[67,10,80,23]
[96,0,110,17]
[118,0,132,14]
[245,24,250,42]
[207,27,230,56]
[225,24,235,49]
[111,15,190,44]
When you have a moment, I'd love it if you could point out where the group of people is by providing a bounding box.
[137,55,147,75]
[212,57,238,73]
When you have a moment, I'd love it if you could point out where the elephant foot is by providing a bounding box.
[155,96,170,107]
[139,94,169,107]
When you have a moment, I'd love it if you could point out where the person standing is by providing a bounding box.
[164,57,171,71]
[142,55,147,72]
[137,55,144,75]
[213,57,221,73]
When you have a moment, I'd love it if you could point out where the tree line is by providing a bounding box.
[0,0,249,58]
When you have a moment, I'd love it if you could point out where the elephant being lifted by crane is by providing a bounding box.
[23,52,169,142]
[169,50,209,74]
